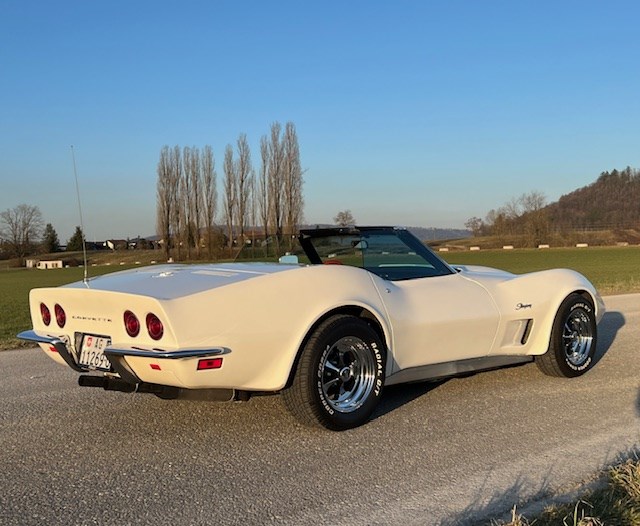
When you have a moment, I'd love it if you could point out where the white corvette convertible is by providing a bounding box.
[19,227,604,430]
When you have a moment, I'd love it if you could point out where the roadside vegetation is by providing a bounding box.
[493,457,640,525]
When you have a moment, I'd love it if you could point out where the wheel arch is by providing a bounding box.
[574,288,602,319]
[527,287,600,357]
[283,304,390,390]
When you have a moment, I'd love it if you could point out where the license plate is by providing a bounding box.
[79,334,112,371]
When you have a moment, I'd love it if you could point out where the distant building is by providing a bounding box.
[36,260,63,270]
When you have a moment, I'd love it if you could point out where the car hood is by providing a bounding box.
[453,265,516,281]
[63,263,304,300]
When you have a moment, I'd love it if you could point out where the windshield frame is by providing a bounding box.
[298,226,455,281]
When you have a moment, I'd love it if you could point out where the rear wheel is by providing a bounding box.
[536,293,597,377]
[282,315,386,430]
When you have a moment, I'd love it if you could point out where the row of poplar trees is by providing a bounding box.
[156,121,303,260]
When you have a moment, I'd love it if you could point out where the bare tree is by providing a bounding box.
[181,147,194,259]
[267,122,285,252]
[464,217,484,237]
[181,146,204,258]
[0,204,44,261]
[520,191,549,246]
[234,134,252,244]
[520,191,547,213]
[201,145,217,259]
[258,135,270,249]
[484,191,549,245]
[169,145,183,260]
[223,145,236,254]
[156,146,173,259]
[189,147,202,257]
[334,210,355,227]
[249,169,257,257]
[282,121,304,249]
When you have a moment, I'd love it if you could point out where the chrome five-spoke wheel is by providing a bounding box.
[562,307,594,367]
[320,336,378,414]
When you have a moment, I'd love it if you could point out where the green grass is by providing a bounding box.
[0,265,135,350]
[443,246,640,295]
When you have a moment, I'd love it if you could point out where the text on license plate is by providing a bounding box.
[79,335,112,370]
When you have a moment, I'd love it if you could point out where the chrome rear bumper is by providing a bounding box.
[18,329,228,381]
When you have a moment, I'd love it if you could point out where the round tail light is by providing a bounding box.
[146,313,164,340]
[40,303,51,326]
[54,304,66,328]
[124,310,140,337]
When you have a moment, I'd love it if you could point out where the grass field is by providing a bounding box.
[443,246,640,295]
[1,246,639,350]
[0,265,134,350]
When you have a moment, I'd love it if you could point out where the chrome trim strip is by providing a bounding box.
[104,347,229,360]
[17,330,86,372]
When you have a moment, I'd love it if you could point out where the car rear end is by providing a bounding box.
[20,285,230,393]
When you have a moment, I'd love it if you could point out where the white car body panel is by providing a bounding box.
[371,272,501,371]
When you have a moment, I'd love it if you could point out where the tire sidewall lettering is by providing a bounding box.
[569,302,592,314]
[565,355,592,372]
[316,344,335,415]
[370,341,384,397]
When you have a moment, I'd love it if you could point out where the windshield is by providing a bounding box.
[300,228,453,281]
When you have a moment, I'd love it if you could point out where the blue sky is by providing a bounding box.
[1,1,639,241]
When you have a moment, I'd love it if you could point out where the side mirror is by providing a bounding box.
[278,254,299,265]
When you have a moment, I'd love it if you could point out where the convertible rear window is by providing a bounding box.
[302,229,453,281]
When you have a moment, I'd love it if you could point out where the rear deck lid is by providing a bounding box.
[63,263,302,300]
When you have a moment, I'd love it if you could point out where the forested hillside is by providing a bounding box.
[547,167,640,230]
[465,166,640,247]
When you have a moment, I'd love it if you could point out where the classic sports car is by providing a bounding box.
[19,227,604,430]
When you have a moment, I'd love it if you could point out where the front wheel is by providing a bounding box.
[536,293,597,377]
[282,315,386,430]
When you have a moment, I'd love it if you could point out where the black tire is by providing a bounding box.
[282,315,386,430]
[536,293,597,377]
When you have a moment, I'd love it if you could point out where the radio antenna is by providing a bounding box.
[70,145,89,286]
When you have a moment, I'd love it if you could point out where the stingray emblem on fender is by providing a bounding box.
[516,303,532,310]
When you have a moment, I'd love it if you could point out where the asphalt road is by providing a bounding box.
[1,294,638,526]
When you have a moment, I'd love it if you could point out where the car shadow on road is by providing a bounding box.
[371,379,449,421]
[593,310,626,367]
[441,445,640,525]
[439,471,546,526]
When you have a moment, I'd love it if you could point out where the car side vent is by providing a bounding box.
[521,319,533,345]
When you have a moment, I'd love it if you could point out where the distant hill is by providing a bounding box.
[546,167,640,230]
